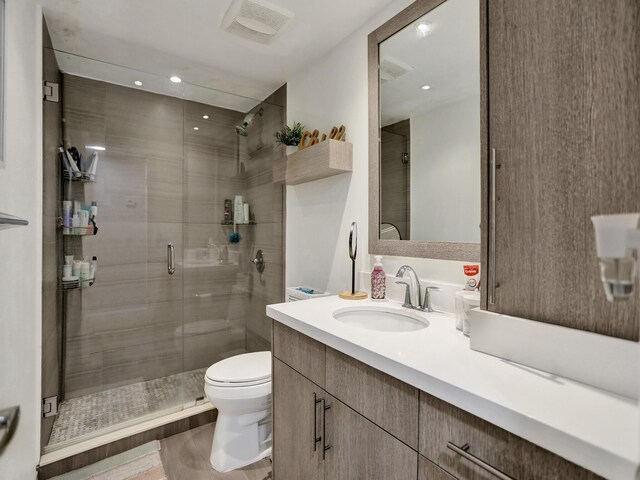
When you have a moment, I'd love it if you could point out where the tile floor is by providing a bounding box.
[159,423,272,480]
[47,368,208,449]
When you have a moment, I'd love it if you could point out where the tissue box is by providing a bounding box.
[286,286,331,302]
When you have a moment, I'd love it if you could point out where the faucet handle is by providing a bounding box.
[395,281,413,309]
[421,286,442,312]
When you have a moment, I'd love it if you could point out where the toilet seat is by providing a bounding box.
[205,351,271,387]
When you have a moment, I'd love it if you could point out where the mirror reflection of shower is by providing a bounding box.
[235,107,264,136]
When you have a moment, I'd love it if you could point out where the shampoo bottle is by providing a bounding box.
[234,195,244,224]
[371,255,386,300]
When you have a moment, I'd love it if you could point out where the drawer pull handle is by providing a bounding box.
[313,393,322,451]
[322,400,331,460]
[447,442,515,480]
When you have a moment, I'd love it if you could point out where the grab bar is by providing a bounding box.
[167,243,175,275]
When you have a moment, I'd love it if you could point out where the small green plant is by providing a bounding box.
[274,122,304,146]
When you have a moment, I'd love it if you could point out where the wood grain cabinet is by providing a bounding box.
[419,393,601,480]
[272,323,601,479]
[272,358,325,480]
[325,347,419,449]
[272,355,416,480]
[484,0,640,340]
[272,323,417,480]
[273,321,326,387]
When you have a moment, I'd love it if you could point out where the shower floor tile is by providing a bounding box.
[47,368,208,450]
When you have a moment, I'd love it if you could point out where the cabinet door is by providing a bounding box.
[486,0,640,340]
[272,358,324,480]
[273,321,326,387]
[419,456,457,480]
[324,393,417,480]
[326,347,419,449]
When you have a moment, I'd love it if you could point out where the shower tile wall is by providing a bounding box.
[60,75,284,403]
[244,86,286,351]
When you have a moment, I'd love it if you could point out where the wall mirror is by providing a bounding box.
[368,0,483,261]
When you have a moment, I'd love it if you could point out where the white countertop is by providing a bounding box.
[267,296,639,480]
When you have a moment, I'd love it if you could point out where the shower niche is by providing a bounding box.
[42,50,285,455]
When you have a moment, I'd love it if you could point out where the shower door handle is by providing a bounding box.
[167,243,175,275]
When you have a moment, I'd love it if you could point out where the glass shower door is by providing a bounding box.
[180,85,286,402]
[44,59,188,452]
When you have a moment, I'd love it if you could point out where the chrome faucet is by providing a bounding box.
[395,265,421,307]
[395,265,441,312]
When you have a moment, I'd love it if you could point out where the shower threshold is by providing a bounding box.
[44,367,208,455]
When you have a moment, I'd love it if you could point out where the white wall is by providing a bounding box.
[0,1,43,478]
[410,96,480,243]
[286,0,472,295]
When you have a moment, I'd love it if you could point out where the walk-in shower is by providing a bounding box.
[41,46,285,454]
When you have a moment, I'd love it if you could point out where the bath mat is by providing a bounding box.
[51,441,167,480]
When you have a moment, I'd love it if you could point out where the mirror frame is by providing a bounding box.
[368,0,486,262]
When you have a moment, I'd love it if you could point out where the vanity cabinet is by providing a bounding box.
[272,323,417,480]
[272,322,601,480]
[272,358,324,480]
[485,0,640,340]
[419,393,602,480]
[272,357,416,480]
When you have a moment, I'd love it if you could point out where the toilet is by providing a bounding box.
[204,351,272,472]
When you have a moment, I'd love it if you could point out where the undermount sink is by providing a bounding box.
[332,305,429,332]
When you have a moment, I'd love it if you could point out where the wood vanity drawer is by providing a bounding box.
[419,393,602,480]
[419,455,457,480]
[326,347,419,449]
[273,321,326,387]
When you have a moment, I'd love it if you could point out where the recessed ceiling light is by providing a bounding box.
[203,115,209,119]
[193,127,199,131]
[170,76,182,83]
[85,145,106,151]
[134,80,143,86]
[416,21,433,37]
[421,84,431,90]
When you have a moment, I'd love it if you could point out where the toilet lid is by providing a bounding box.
[205,351,271,385]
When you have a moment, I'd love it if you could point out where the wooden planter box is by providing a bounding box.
[285,139,353,185]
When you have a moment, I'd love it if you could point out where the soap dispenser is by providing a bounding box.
[371,255,386,300]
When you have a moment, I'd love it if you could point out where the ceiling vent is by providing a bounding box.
[380,56,414,83]
[222,0,294,45]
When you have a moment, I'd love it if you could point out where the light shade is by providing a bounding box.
[169,76,182,83]
[416,21,433,37]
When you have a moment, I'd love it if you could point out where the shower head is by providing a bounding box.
[235,108,264,136]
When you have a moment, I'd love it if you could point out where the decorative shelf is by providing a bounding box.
[220,221,257,226]
[62,277,95,290]
[62,226,96,236]
[285,139,353,185]
[63,170,96,182]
